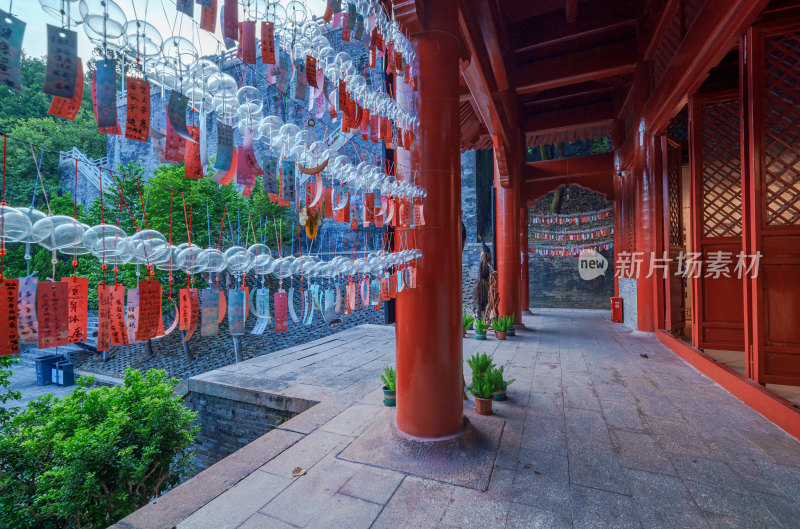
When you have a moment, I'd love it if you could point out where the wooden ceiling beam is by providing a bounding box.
[510,0,639,54]
[565,0,578,24]
[523,153,615,201]
[515,39,638,95]
[523,101,614,136]
[643,0,771,133]
[523,83,618,108]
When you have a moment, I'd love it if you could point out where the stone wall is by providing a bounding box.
[185,392,295,473]
[529,249,614,309]
[618,277,638,330]
[528,186,614,309]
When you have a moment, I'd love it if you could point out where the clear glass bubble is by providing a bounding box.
[31,216,85,250]
[0,206,32,242]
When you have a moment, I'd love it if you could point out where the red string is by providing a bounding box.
[99,166,106,284]
[2,133,6,205]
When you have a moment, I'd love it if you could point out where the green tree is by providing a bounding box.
[0,356,21,428]
[0,369,198,529]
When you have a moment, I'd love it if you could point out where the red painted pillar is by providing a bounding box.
[520,205,530,314]
[394,1,463,439]
[495,158,521,324]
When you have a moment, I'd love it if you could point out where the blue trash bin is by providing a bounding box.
[34,354,63,386]
[53,361,75,387]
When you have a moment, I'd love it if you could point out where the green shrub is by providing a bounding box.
[474,319,487,333]
[0,356,21,428]
[488,365,516,390]
[0,369,198,529]
[467,371,498,399]
[462,312,475,330]
[381,366,396,390]
[467,353,494,377]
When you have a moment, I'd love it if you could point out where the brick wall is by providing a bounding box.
[618,277,638,329]
[184,392,295,473]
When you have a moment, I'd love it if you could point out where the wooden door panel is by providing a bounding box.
[744,21,800,385]
[690,92,745,351]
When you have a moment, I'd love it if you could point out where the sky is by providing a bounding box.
[11,0,326,61]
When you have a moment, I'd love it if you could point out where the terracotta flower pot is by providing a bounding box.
[463,329,467,338]
[382,386,396,406]
[493,385,508,401]
[474,396,493,415]
[475,332,486,340]
[495,330,507,340]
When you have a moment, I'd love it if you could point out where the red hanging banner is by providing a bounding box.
[108,285,129,346]
[179,288,199,342]
[200,0,217,32]
[61,276,88,343]
[48,59,83,120]
[274,291,288,332]
[185,125,203,178]
[124,77,151,142]
[37,282,69,349]
[0,280,19,355]
[261,22,275,64]
[306,55,317,87]
[223,0,238,41]
[240,20,256,64]
[216,147,238,185]
[136,280,162,341]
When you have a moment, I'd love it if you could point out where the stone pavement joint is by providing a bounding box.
[117,310,800,528]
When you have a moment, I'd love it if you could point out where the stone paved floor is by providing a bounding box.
[123,309,800,529]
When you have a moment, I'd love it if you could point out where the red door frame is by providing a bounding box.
[742,19,800,386]
[661,135,686,332]
[689,90,746,351]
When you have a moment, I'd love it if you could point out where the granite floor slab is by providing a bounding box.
[115,311,800,529]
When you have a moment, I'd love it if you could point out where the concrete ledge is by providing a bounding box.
[188,371,322,414]
[114,428,303,529]
[656,330,800,441]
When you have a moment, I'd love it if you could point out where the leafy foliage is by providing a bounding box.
[0,56,103,209]
[466,352,493,377]
[0,369,198,529]
[381,366,396,390]
[474,318,487,333]
[467,371,497,399]
[488,365,515,390]
[492,315,514,333]
[462,312,474,330]
[0,356,21,427]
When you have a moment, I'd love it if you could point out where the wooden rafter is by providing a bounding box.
[523,101,614,137]
[514,39,638,95]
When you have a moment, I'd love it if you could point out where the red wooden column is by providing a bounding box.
[520,205,530,314]
[394,1,463,439]
[495,153,521,324]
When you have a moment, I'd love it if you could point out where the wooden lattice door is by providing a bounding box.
[743,21,800,385]
[689,91,745,351]
[662,136,684,332]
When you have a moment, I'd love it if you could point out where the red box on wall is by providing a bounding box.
[611,297,623,323]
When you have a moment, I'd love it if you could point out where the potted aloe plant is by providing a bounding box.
[467,353,497,415]
[506,314,516,336]
[381,366,396,406]
[462,312,474,338]
[493,317,509,340]
[474,318,487,340]
[489,365,516,401]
